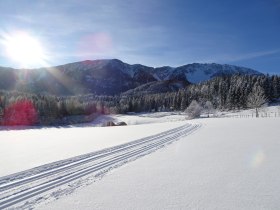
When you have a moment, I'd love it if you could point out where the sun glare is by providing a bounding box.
[2,32,47,67]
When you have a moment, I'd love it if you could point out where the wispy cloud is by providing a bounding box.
[214,49,280,63]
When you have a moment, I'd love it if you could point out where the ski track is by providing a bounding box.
[0,123,200,209]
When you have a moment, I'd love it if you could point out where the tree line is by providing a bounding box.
[0,74,279,125]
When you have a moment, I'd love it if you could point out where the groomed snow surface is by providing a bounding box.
[1,110,280,209]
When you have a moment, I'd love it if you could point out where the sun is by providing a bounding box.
[2,31,47,67]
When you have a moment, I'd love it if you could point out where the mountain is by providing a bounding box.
[152,63,261,83]
[0,59,262,95]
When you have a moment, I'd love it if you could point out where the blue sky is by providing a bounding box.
[0,0,279,74]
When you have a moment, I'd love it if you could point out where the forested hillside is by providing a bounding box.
[0,74,279,126]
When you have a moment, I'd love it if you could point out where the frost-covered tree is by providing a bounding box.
[247,85,268,117]
[204,101,214,117]
[185,100,202,119]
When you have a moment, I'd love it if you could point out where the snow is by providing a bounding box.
[1,109,280,209]
[221,105,280,117]
[39,117,280,210]
[91,112,186,126]
[153,66,175,81]
[173,63,261,84]
[185,68,212,83]
[0,119,196,209]
[0,114,186,177]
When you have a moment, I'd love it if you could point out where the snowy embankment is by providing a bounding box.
[40,117,280,210]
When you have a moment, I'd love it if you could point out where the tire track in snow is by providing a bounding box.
[0,123,200,209]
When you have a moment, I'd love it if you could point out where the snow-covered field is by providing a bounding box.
[1,109,280,209]
[221,105,280,118]
[0,112,186,177]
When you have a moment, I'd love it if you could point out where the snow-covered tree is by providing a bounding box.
[185,100,202,119]
[204,101,214,117]
[247,85,268,117]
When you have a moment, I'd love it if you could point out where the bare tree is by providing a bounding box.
[204,101,214,117]
[247,85,268,117]
[185,100,202,119]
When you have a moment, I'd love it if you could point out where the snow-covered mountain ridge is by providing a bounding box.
[0,59,262,95]
[55,59,261,81]
[51,59,261,83]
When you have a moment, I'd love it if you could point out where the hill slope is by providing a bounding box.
[0,59,262,95]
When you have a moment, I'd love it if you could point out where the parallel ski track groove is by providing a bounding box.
[0,124,189,190]
[0,123,200,209]
[0,124,192,199]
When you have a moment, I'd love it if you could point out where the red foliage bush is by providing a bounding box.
[2,100,38,126]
